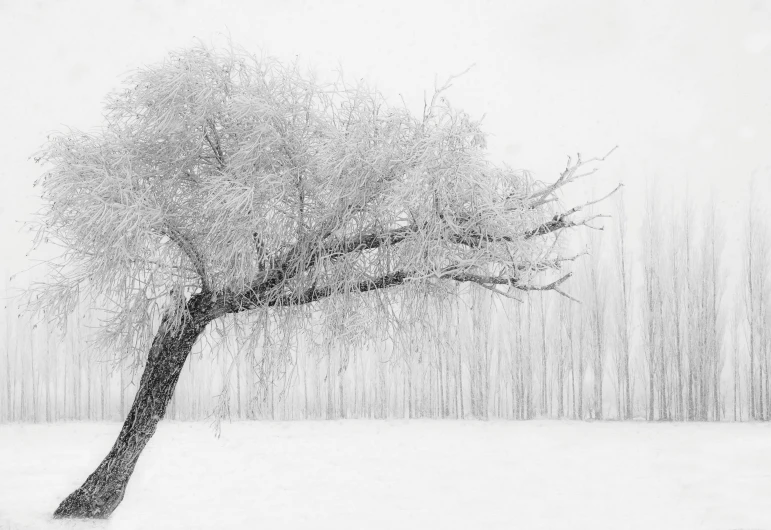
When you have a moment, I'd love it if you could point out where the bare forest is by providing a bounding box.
[2,182,767,424]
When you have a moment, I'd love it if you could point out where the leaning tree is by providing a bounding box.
[29,44,617,518]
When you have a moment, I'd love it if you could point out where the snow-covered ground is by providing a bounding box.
[0,421,769,530]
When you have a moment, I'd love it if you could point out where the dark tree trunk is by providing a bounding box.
[53,293,215,519]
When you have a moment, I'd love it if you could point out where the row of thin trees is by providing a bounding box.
[1,180,770,422]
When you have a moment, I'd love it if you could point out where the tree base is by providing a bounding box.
[53,480,126,519]
[53,296,213,519]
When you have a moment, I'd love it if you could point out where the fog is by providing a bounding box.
[2,0,771,423]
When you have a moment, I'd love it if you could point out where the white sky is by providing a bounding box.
[1,0,770,278]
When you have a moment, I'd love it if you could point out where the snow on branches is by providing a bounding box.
[28,43,618,360]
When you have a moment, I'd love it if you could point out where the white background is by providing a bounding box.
[1,0,770,278]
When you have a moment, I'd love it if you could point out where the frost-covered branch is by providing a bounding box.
[525,184,623,239]
[28,43,614,359]
[158,222,210,292]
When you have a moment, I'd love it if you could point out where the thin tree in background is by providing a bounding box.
[587,228,607,420]
[19,314,26,421]
[642,179,659,420]
[511,303,523,419]
[556,296,569,418]
[742,177,770,421]
[704,196,725,421]
[668,197,687,420]
[575,302,587,420]
[538,293,549,416]
[613,195,633,419]
[4,287,14,422]
[44,317,51,422]
[732,303,743,421]
[526,299,535,419]
[562,293,577,419]
[764,282,771,421]
[684,193,698,421]
[456,308,465,419]
[656,248,669,421]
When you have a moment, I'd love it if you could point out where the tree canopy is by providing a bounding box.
[30,43,615,361]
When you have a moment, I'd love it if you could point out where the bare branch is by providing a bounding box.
[524,184,623,239]
[527,146,618,209]
[474,283,523,302]
[561,184,624,219]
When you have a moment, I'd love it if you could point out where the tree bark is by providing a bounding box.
[53,293,214,519]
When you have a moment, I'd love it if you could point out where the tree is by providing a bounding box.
[586,226,607,420]
[642,178,661,420]
[30,44,615,518]
[701,195,725,420]
[612,193,633,419]
[742,176,770,420]
[667,195,688,420]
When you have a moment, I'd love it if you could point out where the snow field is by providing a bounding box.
[0,420,769,529]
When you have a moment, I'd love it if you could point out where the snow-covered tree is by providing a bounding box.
[30,44,614,518]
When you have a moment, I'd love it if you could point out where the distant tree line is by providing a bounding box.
[1,181,770,423]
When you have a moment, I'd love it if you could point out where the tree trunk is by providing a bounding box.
[53,294,213,519]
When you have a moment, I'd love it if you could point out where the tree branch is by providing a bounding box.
[214,270,412,316]
[204,118,226,169]
[276,223,421,277]
[446,270,578,301]
[158,222,210,292]
[274,270,411,307]
[526,146,618,209]
[228,264,580,314]
[524,184,623,239]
